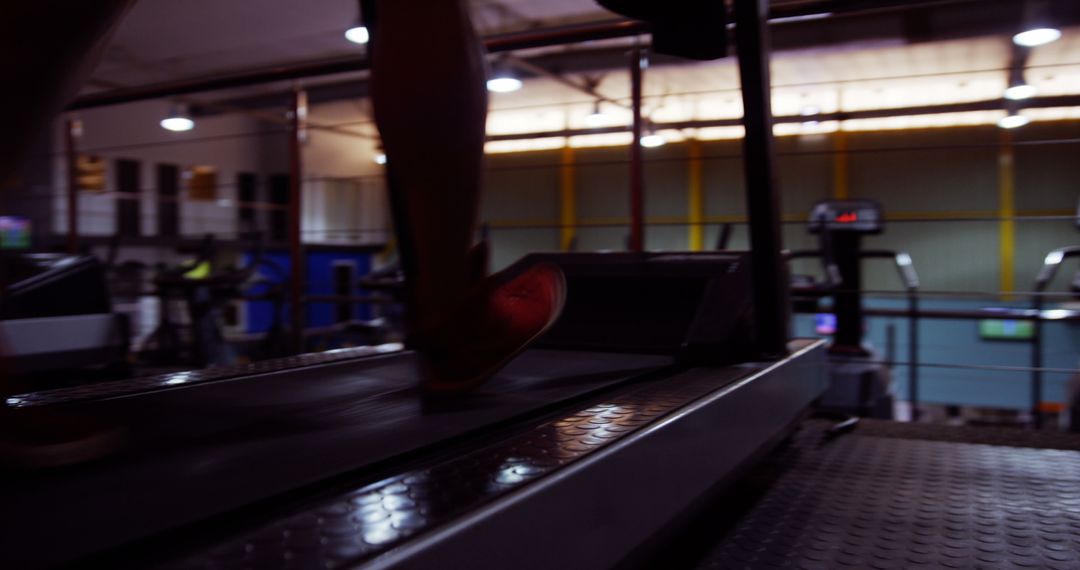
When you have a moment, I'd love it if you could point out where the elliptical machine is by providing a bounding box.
[139,233,288,368]
[788,199,920,419]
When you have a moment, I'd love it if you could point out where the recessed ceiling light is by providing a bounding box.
[1003,84,1038,100]
[998,114,1030,129]
[585,101,607,127]
[640,133,666,147]
[1012,27,1061,47]
[374,153,387,165]
[160,117,194,132]
[161,103,194,132]
[487,76,522,93]
[345,25,370,45]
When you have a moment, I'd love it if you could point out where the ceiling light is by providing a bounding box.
[374,153,387,165]
[585,101,607,127]
[487,76,522,93]
[998,114,1030,129]
[160,103,194,132]
[1012,27,1061,47]
[1003,83,1038,100]
[800,105,821,127]
[345,24,370,44]
[640,132,666,148]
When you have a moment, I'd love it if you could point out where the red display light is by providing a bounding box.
[836,211,858,223]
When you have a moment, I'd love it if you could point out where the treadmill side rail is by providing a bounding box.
[368,339,827,570]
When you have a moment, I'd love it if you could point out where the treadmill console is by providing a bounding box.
[0,253,112,319]
[808,199,883,235]
[508,252,759,364]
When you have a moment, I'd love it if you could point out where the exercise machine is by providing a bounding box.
[0,253,130,393]
[1035,201,1080,429]
[0,252,826,568]
[139,234,288,368]
[788,199,920,419]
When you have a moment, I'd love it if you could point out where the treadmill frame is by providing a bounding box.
[157,340,826,570]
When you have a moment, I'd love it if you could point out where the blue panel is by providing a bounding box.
[243,250,372,334]
[304,251,373,328]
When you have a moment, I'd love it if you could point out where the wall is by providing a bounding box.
[482,122,1080,294]
[301,100,390,247]
[477,122,1080,411]
[53,100,287,239]
[51,98,392,249]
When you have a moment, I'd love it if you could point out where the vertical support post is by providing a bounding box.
[734,0,789,357]
[288,88,305,354]
[688,139,704,251]
[560,145,577,251]
[909,286,920,420]
[998,130,1016,297]
[833,130,849,200]
[65,117,80,254]
[1032,292,1043,429]
[628,46,645,252]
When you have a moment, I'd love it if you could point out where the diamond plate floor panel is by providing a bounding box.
[693,420,1080,570]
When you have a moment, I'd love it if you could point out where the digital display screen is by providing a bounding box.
[809,200,883,234]
[815,313,836,335]
[0,217,30,249]
[979,318,1034,341]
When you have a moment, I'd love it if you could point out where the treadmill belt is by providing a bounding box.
[0,349,670,568]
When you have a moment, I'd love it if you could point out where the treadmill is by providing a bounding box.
[0,253,130,389]
[0,251,826,569]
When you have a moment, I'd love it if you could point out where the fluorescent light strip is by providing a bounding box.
[483,108,1080,153]
[769,12,833,25]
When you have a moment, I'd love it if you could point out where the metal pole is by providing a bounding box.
[289,88,305,354]
[909,292,920,420]
[1032,293,1043,428]
[628,46,644,252]
[734,0,789,357]
[65,117,80,254]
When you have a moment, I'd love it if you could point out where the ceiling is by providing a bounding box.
[81,0,1080,152]
[89,0,608,90]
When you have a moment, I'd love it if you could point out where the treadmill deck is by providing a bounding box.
[0,348,672,568]
[1,341,828,569]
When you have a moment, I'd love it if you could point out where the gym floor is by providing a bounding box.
[668,419,1080,570]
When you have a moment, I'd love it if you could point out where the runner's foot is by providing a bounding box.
[422,262,566,394]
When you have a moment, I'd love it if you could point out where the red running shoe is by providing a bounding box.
[422,262,566,394]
